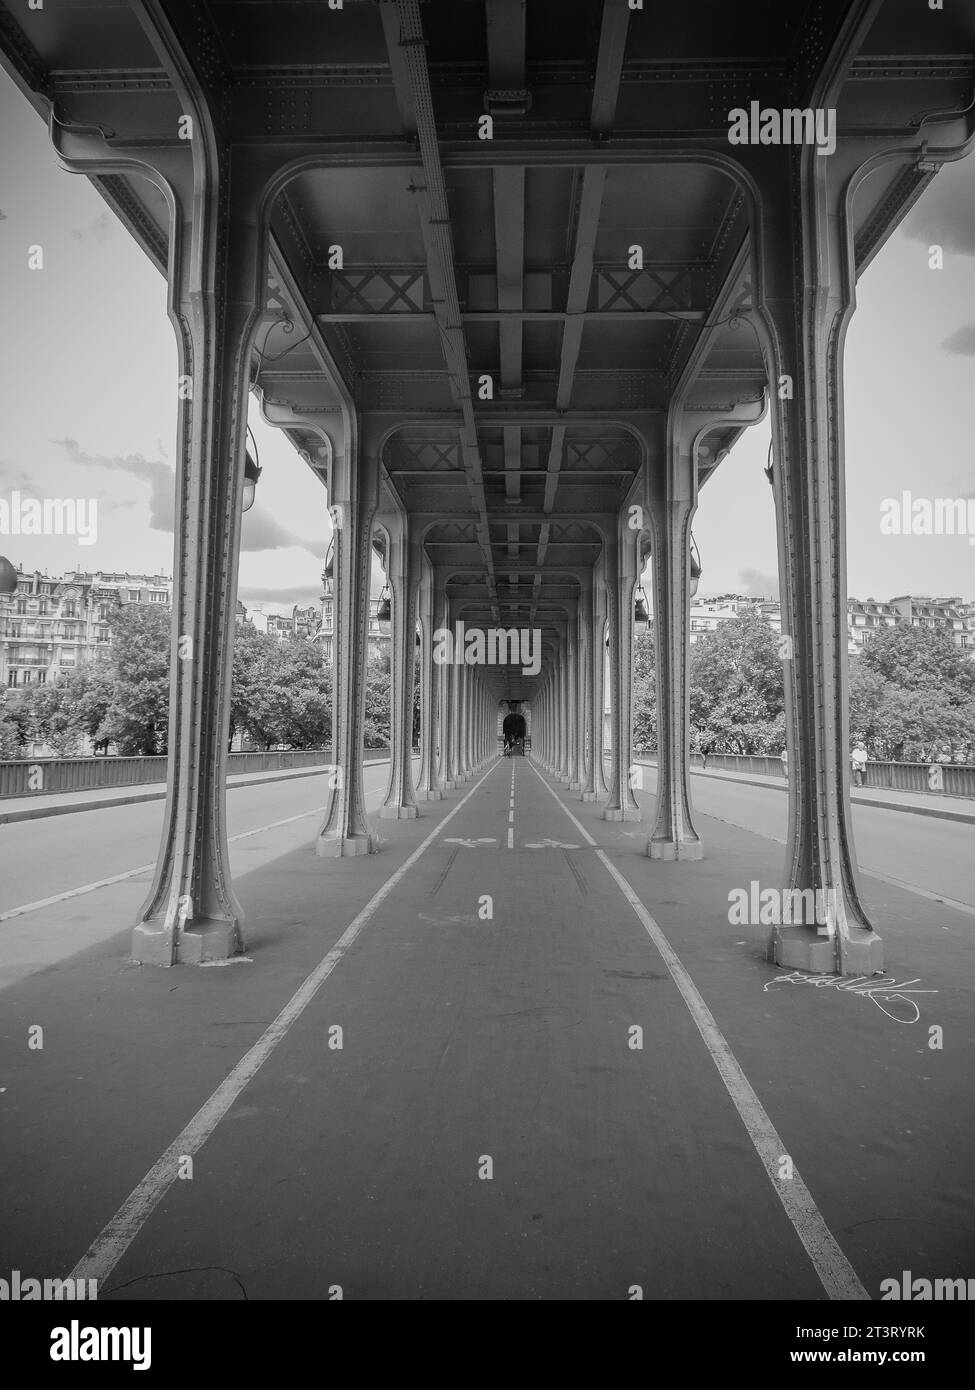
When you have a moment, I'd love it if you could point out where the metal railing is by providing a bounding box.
[635,752,975,799]
[0,747,392,798]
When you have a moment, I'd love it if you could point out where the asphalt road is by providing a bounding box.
[1,758,972,920]
[0,761,400,917]
[3,756,972,1299]
[637,767,975,913]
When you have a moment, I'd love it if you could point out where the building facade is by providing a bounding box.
[0,567,173,689]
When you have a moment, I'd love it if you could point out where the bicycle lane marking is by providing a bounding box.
[67,762,500,1288]
[529,760,869,1302]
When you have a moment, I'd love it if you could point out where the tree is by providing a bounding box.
[97,602,171,754]
[688,611,785,753]
[278,637,332,748]
[0,700,28,759]
[632,625,656,751]
[861,624,975,707]
[362,650,392,748]
[847,658,887,751]
[858,625,975,760]
[21,681,84,755]
[231,624,290,750]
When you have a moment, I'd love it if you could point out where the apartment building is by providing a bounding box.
[319,594,390,665]
[889,595,972,654]
[0,567,172,688]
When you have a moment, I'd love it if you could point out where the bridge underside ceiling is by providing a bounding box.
[2,0,973,643]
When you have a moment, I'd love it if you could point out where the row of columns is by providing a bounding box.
[52,74,912,981]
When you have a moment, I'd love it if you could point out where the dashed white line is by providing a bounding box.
[530,760,869,1303]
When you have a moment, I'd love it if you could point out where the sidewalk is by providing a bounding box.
[0,756,392,826]
[634,759,975,825]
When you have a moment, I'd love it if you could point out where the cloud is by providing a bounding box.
[941,323,975,356]
[240,506,319,556]
[239,586,321,610]
[69,211,113,243]
[0,460,37,490]
[55,437,176,531]
[900,168,975,257]
[54,438,320,554]
[738,567,779,599]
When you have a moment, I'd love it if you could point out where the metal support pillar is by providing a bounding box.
[648,494,702,859]
[752,153,886,974]
[445,655,461,790]
[382,530,420,818]
[579,578,600,802]
[603,524,641,821]
[129,155,267,963]
[566,613,581,790]
[416,565,443,801]
[317,440,378,857]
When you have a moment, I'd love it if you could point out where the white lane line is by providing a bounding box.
[507,827,514,849]
[0,862,156,923]
[673,806,972,922]
[67,761,497,1288]
[634,762,975,919]
[0,777,394,924]
[529,761,869,1303]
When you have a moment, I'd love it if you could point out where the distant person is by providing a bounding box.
[700,739,714,771]
[780,747,789,782]
[851,742,868,788]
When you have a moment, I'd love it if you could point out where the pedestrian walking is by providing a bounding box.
[851,741,867,788]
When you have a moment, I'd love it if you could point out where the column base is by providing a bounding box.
[648,836,703,861]
[131,917,243,966]
[443,779,457,791]
[568,780,582,791]
[416,788,444,802]
[773,923,884,976]
[316,831,374,858]
[380,804,419,819]
[579,790,598,802]
[604,807,642,822]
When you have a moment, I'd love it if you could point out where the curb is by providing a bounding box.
[633,761,975,826]
[0,758,394,826]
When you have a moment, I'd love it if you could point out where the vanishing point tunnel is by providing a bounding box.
[1,0,974,1307]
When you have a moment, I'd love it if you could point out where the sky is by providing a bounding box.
[1,69,973,613]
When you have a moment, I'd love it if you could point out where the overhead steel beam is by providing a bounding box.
[591,1,632,136]
[493,167,526,393]
[485,0,527,107]
[378,0,499,617]
[315,309,707,323]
